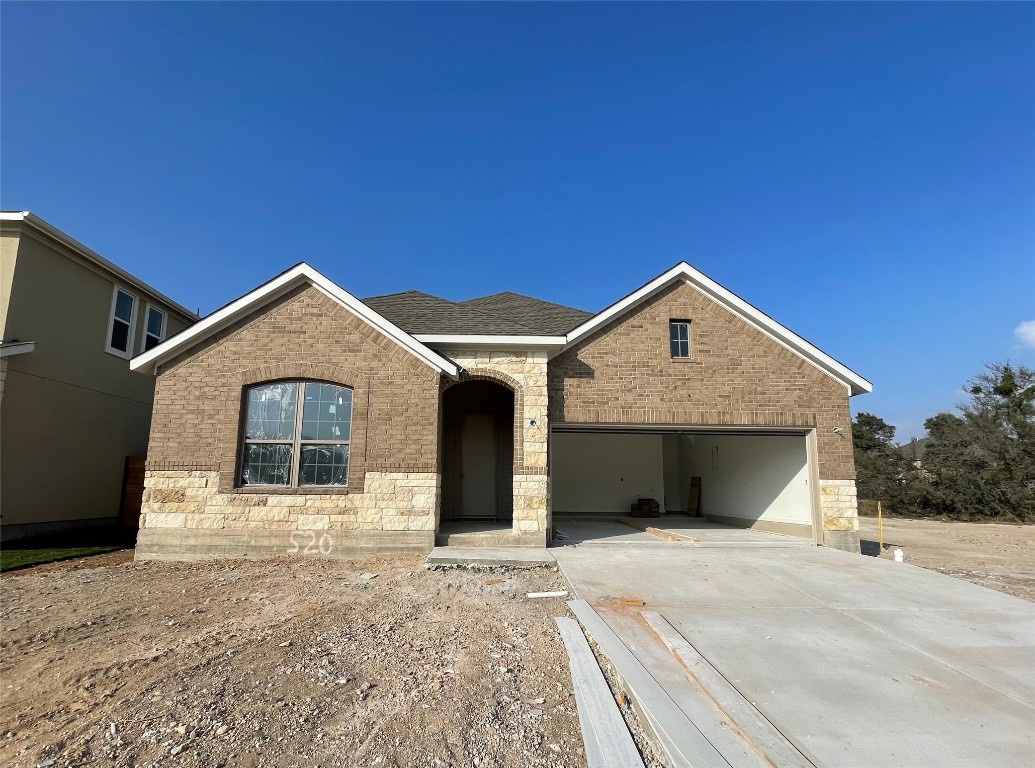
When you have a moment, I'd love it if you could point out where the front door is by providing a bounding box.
[461,412,498,518]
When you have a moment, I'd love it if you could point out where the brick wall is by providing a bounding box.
[138,285,443,560]
[549,280,855,477]
[149,285,440,483]
[549,279,860,549]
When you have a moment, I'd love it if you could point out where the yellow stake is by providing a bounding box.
[877,500,884,553]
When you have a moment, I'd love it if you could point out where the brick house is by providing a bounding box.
[131,262,870,560]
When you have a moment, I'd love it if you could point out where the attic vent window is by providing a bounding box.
[669,320,691,359]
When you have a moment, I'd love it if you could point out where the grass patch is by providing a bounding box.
[1,545,125,572]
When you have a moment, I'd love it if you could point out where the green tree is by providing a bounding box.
[921,363,1035,522]
[852,412,908,507]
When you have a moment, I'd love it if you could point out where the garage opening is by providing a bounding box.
[550,427,817,542]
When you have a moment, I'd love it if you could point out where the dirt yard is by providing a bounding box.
[0,554,595,768]
[858,516,1035,601]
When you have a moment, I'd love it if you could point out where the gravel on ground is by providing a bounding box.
[0,554,604,768]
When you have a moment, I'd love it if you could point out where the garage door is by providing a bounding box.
[550,427,817,540]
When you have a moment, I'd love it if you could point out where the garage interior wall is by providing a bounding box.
[552,431,812,530]
[551,433,666,514]
[676,434,811,527]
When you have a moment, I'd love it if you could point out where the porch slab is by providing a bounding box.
[425,546,556,568]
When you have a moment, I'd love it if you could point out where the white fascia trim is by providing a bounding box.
[563,262,873,396]
[414,334,567,349]
[130,264,458,377]
[0,341,37,357]
[1,211,199,321]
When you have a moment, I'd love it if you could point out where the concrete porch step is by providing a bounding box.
[435,530,527,547]
[426,546,555,568]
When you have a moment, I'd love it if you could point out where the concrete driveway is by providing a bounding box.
[552,526,1035,768]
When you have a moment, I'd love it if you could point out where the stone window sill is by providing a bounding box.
[232,487,350,496]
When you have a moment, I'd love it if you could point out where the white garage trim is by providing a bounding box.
[550,424,821,545]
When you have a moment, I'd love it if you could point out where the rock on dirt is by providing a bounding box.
[0,555,596,767]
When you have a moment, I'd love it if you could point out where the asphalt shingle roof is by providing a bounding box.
[460,292,593,335]
[362,290,592,336]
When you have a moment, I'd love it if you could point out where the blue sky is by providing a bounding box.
[2,2,1032,440]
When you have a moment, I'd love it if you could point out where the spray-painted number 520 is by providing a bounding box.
[287,530,333,556]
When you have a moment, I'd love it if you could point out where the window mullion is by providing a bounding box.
[291,382,305,487]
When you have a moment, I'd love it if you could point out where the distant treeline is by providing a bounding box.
[853,362,1034,524]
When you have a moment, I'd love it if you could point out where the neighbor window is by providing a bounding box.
[106,287,137,356]
[669,320,691,358]
[240,381,353,487]
[142,305,167,352]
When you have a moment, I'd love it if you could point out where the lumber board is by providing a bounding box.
[642,610,818,768]
[555,617,645,768]
[568,600,729,768]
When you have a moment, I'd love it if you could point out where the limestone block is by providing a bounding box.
[326,515,357,528]
[185,514,226,529]
[408,514,435,531]
[525,495,548,510]
[202,505,237,516]
[144,512,187,529]
[357,508,383,524]
[147,476,209,489]
[514,519,543,533]
[411,494,436,510]
[247,508,291,523]
[302,496,351,508]
[296,514,330,530]
[150,492,188,505]
[365,478,396,494]
[383,516,410,531]
[348,494,374,510]
[150,502,203,515]
[229,495,265,507]
[524,452,547,468]
[823,517,857,532]
[267,496,307,507]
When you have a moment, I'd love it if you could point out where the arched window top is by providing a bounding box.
[240,380,353,487]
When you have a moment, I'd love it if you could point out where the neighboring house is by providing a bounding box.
[0,212,197,540]
[900,437,930,463]
[130,261,871,561]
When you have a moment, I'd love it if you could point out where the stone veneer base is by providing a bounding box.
[136,527,434,562]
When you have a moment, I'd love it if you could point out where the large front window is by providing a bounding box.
[240,381,352,487]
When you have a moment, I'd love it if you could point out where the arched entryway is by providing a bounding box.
[441,380,515,522]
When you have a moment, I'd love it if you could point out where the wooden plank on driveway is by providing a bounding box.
[642,610,818,768]
[556,617,644,768]
[568,599,730,768]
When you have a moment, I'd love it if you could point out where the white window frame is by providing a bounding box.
[239,380,353,488]
[669,319,691,359]
[140,303,168,353]
[105,285,138,359]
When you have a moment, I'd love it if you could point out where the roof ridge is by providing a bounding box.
[363,289,448,302]
[363,289,542,334]
[461,291,592,315]
[454,303,540,333]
